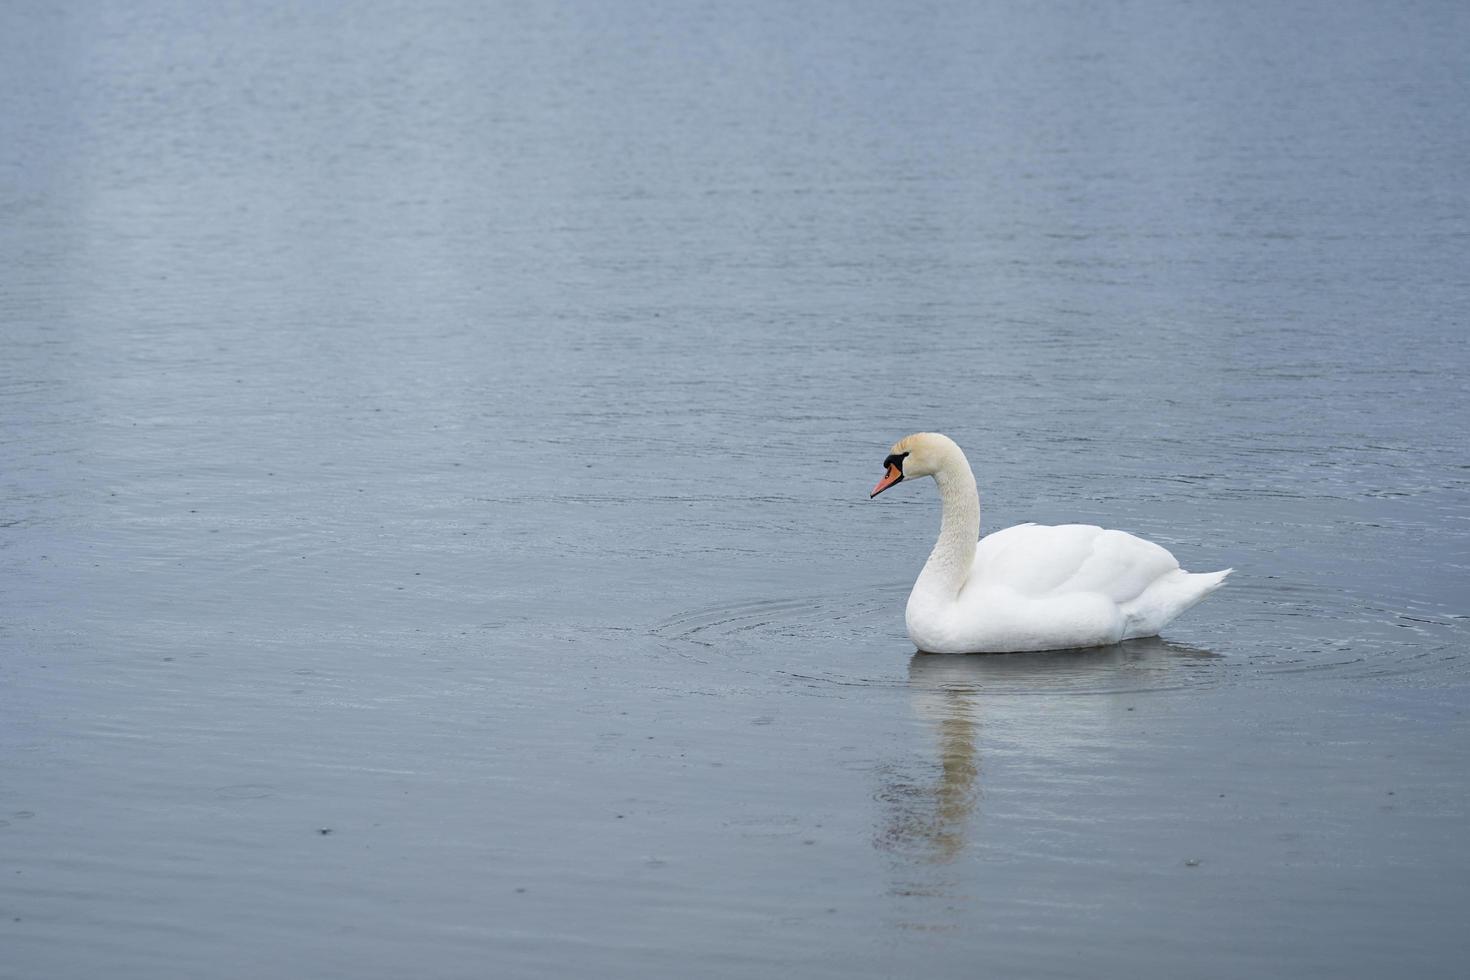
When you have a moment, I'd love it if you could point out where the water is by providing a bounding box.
[3,1,1469,976]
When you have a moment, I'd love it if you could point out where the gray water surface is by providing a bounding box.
[4,1,1470,977]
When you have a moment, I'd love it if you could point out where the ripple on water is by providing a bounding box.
[652,578,1467,696]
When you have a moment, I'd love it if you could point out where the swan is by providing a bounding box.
[870,432,1230,653]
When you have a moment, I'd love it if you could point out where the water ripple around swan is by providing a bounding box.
[652,577,1468,696]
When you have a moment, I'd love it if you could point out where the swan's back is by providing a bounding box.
[970,523,1179,605]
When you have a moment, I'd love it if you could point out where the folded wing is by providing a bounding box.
[968,523,1180,604]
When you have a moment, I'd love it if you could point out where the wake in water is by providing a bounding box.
[652,577,1466,694]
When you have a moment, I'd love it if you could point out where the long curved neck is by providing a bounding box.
[914,453,979,599]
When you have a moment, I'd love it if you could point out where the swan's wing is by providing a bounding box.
[971,523,1092,594]
[970,523,1180,603]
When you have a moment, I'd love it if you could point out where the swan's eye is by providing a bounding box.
[882,452,908,473]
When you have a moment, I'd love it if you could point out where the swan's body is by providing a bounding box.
[872,433,1230,654]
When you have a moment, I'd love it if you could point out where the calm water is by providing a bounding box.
[3,1,1469,977]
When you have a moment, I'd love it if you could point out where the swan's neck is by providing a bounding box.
[914,457,979,600]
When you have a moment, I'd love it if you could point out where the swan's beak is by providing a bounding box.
[870,464,903,498]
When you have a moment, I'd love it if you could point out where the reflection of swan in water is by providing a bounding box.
[873,680,980,865]
[876,637,1222,868]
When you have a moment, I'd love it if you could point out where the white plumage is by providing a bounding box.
[871,433,1230,653]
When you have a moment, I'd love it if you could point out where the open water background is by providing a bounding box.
[3,1,1469,977]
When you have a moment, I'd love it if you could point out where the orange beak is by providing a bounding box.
[870,463,903,498]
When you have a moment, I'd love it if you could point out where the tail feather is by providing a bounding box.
[1192,567,1233,596]
[1121,567,1231,639]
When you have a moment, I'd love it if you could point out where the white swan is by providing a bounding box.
[870,432,1230,653]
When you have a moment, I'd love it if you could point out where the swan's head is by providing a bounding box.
[870,432,963,498]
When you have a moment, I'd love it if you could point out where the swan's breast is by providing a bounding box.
[907,583,1124,654]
